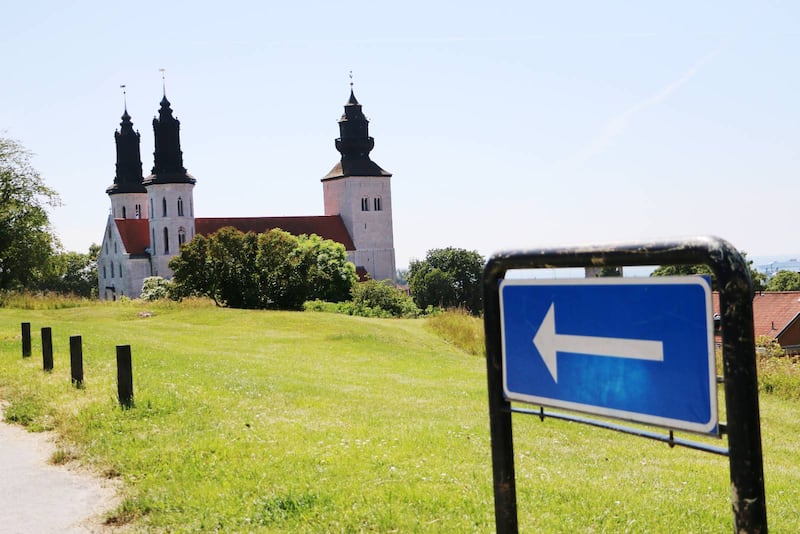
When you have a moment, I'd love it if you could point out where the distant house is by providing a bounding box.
[713,291,800,354]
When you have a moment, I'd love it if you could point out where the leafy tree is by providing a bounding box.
[408,247,484,314]
[170,227,357,310]
[0,137,60,289]
[650,251,765,291]
[37,245,99,297]
[765,270,800,292]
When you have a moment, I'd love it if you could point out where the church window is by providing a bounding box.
[152,229,156,255]
[361,197,370,211]
[122,206,127,219]
[114,241,118,254]
[162,197,167,217]
[178,227,186,247]
[163,227,170,254]
[135,204,142,219]
[177,197,184,216]
[150,199,154,218]
[111,263,115,278]
[119,263,123,277]
[103,264,107,278]
[373,197,382,211]
[190,199,194,217]
[108,227,112,239]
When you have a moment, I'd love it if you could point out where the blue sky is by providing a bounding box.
[2,1,798,269]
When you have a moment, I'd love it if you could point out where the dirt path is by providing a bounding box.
[0,404,119,533]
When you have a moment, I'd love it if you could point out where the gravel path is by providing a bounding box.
[0,405,119,533]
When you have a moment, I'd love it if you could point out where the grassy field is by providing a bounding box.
[0,300,798,532]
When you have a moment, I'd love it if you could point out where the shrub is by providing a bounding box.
[350,280,421,318]
[140,277,174,301]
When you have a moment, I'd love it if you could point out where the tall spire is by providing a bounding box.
[107,93,145,195]
[323,79,390,180]
[145,81,195,185]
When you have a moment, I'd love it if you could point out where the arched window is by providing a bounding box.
[103,264,107,278]
[152,228,156,255]
[111,262,115,278]
[373,197,382,211]
[361,197,370,211]
[163,227,170,254]
[150,198,154,218]
[122,206,127,219]
[177,197,184,216]
[135,204,142,219]
[162,197,167,217]
[119,263,123,277]
[114,241,118,254]
[178,227,186,247]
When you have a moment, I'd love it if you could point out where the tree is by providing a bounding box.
[0,137,60,290]
[37,244,99,297]
[170,227,357,310]
[407,247,484,314]
[765,270,800,292]
[650,251,765,291]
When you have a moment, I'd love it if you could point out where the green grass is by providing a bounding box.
[0,301,798,532]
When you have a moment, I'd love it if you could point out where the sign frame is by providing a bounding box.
[482,236,766,533]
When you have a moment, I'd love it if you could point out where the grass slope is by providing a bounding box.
[0,301,798,532]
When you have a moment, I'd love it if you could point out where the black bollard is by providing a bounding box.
[70,335,84,387]
[116,345,134,408]
[41,327,53,371]
[21,322,31,358]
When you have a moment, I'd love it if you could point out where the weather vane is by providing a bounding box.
[159,68,166,95]
[120,84,127,109]
[349,70,353,89]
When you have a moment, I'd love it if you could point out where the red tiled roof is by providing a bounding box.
[115,219,150,255]
[712,291,800,339]
[195,216,356,250]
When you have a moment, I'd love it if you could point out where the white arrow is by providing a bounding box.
[533,303,664,383]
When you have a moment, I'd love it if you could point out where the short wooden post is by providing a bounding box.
[41,327,53,371]
[70,335,84,387]
[116,345,134,408]
[21,322,31,358]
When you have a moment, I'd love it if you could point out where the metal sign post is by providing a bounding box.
[483,236,767,533]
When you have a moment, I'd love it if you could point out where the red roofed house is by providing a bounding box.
[98,88,395,300]
[712,291,800,354]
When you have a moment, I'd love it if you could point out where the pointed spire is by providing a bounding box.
[323,82,391,180]
[107,101,145,195]
[144,84,195,186]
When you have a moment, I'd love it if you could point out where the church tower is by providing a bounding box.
[322,87,396,282]
[106,107,148,219]
[144,93,196,278]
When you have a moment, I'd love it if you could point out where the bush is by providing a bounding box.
[140,277,174,301]
[351,280,421,318]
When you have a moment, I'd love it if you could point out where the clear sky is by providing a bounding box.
[2,1,798,270]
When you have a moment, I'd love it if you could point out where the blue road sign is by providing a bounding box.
[499,276,717,434]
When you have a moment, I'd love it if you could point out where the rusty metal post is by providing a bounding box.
[41,327,53,371]
[70,335,84,387]
[116,345,134,408]
[21,322,31,358]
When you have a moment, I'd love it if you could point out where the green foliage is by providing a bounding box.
[765,270,800,291]
[0,290,93,309]
[170,227,357,310]
[651,250,765,291]
[0,137,61,290]
[140,276,174,301]
[351,279,420,317]
[407,247,484,315]
[35,245,99,297]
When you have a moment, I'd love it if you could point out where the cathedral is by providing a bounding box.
[97,88,396,300]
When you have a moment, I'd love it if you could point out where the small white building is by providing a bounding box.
[98,89,396,300]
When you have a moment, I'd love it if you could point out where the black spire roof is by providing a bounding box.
[323,89,391,180]
[144,95,195,185]
[106,108,146,195]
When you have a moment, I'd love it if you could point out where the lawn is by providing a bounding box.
[0,300,798,532]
